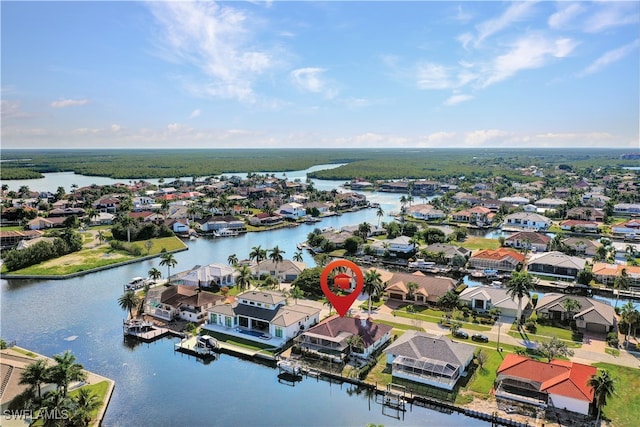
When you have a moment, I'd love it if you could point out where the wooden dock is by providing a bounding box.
[123,320,184,342]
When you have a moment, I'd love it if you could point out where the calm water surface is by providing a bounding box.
[2,166,489,426]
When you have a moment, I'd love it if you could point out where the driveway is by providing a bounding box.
[580,330,607,353]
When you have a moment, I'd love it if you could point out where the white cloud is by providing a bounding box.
[1,100,32,120]
[548,3,584,29]
[111,124,121,132]
[464,129,511,145]
[50,99,88,108]
[444,94,474,106]
[416,63,452,90]
[189,109,201,119]
[483,35,578,87]
[583,2,640,33]
[473,2,537,46]
[147,1,278,103]
[290,67,337,98]
[579,39,640,76]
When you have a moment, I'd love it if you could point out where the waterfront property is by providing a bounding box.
[174,262,236,288]
[495,354,596,415]
[204,290,320,348]
[378,269,457,304]
[249,259,306,283]
[503,231,551,253]
[144,285,225,323]
[502,212,552,231]
[592,262,640,287]
[384,331,476,391]
[535,293,615,333]
[459,286,528,318]
[527,252,587,281]
[296,315,392,361]
[468,248,525,272]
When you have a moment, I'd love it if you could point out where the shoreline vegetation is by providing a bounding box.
[2,148,638,181]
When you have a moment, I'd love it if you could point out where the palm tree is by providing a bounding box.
[268,245,285,283]
[49,351,87,397]
[562,298,581,320]
[148,267,162,281]
[159,252,177,283]
[620,301,638,347]
[363,269,383,317]
[376,206,385,227]
[118,290,140,319]
[293,251,304,262]
[249,245,267,276]
[235,264,252,292]
[227,253,239,266]
[288,287,304,304]
[71,387,102,426]
[96,230,106,244]
[19,359,49,400]
[263,275,279,290]
[358,222,371,239]
[588,369,616,426]
[613,268,630,308]
[506,270,535,324]
[322,296,334,316]
[346,334,364,356]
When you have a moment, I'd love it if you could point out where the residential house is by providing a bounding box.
[504,231,551,253]
[334,192,367,209]
[502,212,552,231]
[536,294,615,333]
[89,211,115,225]
[527,252,587,281]
[15,236,57,250]
[27,216,66,230]
[451,206,493,227]
[278,202,306,219]
[459,286,530,318]
[175,263,235,288]
[384,331,476,391]
[250,259,306,282]
[561,237,600,257]
[304,201,331,215]
[498,196,530,206]
[614,203,640,216]
[559,220,599,233]
[93,196,120,213]
[197,215,247,234]
[205,290,320,346]
[297,315,392,361]
[495,354,596,415]
[592,263,640,287]
[407,204,445,220]
[380,270,456,304]
[468,248,525,272]
[144,285,225,324]
[422,243,472,265]
[0,230,43,249]
[248,212,284,226]
[48,207,85,218]
[566,207,604,222]
[370,236,416,257]
[611,219,640,240]
[166,218,190,234]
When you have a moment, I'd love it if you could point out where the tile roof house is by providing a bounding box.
[459,286,530,318]
[379,270,456,304]
[297,315,392,361]
[205,290,320,348]
[527,252,587,280]
[384,331,476,390]
[468,248,525,272]
[250,259,306,282]
[502,212,552,231]
[423,243,472,264]
[407,204,446,220]
[535,293,615,333]
[559,220,599,233]
[175,263,236,288]
[495,354,596,415]
[592,262,640,287]
[504,231,551,253]
[560,237,600,257]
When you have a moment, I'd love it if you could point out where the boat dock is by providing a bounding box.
[174,336,218,359]
[123,319,184,342]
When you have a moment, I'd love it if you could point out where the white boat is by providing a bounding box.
[126,277,146,290]
[277,360,302,375]
[196,335,218,350]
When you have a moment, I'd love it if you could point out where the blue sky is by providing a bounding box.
[2,1,639,149]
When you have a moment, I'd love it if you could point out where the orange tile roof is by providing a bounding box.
[498,354,596,401]
[472,248,526,263]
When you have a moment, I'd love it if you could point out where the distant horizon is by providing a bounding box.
[2,2,639,149]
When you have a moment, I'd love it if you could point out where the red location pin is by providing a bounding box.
[320,259,364,317]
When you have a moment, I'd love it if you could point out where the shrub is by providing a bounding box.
[606,332,619,348]
[524,320,537,334]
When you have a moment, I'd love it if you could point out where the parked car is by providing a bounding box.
[471,333,489,343]
[453,330,469,339]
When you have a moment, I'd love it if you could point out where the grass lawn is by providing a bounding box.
[199,329,277,353]
[508,322,582,348]
[69,381,110,426]
[392,306,492,332]
[466,349,504,395]
[375,320,425,332]
[364,352,393,387]
[0,225,24,231]
[3,236,185,276]
[593,362,640,427]
[458,237,501,250]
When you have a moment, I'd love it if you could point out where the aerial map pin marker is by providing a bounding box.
[319,259,364,317]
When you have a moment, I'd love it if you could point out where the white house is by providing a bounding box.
[278,202,306,219]
[459,286,529,318]
[176,263,236,288]
[370,236,416,256]
[502,212,552,231]
[205,290,320,348]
